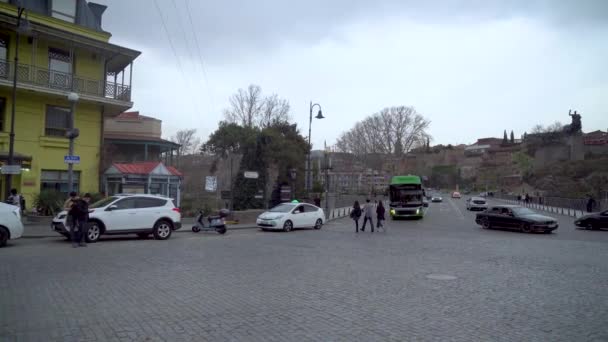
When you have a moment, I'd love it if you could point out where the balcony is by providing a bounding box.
[0,59,131,102]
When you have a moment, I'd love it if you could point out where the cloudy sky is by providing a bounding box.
[97,0,608,148]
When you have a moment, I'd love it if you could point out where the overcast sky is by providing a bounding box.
[97,0,608,148]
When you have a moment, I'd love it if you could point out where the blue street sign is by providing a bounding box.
[64,155,81,164]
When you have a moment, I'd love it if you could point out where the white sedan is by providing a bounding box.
[257,203,325,232]
[0,202,24,247]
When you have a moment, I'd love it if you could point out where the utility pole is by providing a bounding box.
[66,92,79,193]
[4,6,28,200]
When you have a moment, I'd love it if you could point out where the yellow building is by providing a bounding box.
[0,1,139,206]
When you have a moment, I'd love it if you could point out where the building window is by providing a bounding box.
[0,98,5,132]
[49,48,72,89]
[41,170,80,194]
[45,106,70,137]
[51,0,77,23]
[0,36,7,79]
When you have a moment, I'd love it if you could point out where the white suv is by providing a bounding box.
[0,203,24,247]
[52,194,182,242]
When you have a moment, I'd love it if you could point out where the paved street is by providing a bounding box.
[2,197,608,341]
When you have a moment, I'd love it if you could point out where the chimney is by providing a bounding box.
[87,2,107,28]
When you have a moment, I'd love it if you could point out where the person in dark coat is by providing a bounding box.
[69,193,91,248]
[376,201,386,231]
[351,201,362,233]
[586,196,596,213]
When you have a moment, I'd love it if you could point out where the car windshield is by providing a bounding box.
[89,196,119,209]
[512,207,536,216]
[269,204,296,213]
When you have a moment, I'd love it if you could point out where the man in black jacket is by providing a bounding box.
[69,193,91,247]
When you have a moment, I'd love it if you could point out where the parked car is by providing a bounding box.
[51,194,182,242]
[0,203,24,247]
[574,210,608,230]
[475,205,558,233]
[431,196,443,203]
[452,191,462,199]
[466,197,488,211]
[257,203,325,232]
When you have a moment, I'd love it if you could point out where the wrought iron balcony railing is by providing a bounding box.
[0,59,131,102]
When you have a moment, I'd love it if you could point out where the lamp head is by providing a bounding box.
[315,110,324,119]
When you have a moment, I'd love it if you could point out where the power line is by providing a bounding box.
[152,0,199,117]
[184,0,216,111]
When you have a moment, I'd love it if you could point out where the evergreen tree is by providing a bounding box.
[503,130,508,144]
[510,130,515,144]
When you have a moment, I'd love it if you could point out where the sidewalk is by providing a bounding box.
[21,217,257,238]
[493,198,589,218]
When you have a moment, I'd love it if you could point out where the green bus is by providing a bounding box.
[389,175,425,219]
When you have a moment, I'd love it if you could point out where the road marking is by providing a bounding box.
[447,198,465,220]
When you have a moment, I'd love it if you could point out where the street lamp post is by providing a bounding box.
[4,6,29,200]
[307,102,324,193]
[66,92,79,193]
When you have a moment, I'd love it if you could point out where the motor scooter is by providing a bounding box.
[192,209,228,234]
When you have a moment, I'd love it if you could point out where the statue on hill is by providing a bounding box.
[563,110,582,134]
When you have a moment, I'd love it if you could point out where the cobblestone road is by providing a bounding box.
[2,197,608,341]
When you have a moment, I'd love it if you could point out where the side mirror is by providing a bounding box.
[106,205,118,211]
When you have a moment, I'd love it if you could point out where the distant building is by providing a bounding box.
[584,130,608,145]
[103,111,180,171]
[464,144,491,156]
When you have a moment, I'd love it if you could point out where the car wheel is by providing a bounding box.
[153,220,173,240]
[481,218,491,229]
[586,222,598,231]
[521,223,532,233]
[314,219,323,230]
[85,222,101,243]
[283,220,293,232]
[137,233,149,239]
[0,226,8,247]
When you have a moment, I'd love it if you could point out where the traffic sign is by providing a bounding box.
[205,176,217,192]
[1,165,21,174]
[64,155,80,164]
[244,171,259,179]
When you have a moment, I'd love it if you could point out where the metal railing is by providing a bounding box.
[494,194,607,218]
[0,59,131,102]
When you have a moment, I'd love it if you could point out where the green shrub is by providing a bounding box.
[34,190,65,216]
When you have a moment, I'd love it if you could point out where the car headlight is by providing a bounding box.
[416,208,420,214]
[390,209,396,215]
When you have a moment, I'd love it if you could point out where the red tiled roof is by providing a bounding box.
[112,162,182,177]
[167,166,182,177]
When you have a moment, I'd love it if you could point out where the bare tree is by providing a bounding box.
[336,106,431,156]
[531,121,563,134]
[223,84,291,128]
[171,128,199,155]
[224,84,264,128]
[259,94,291,127]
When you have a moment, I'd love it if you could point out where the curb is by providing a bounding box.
[21,225,259,238]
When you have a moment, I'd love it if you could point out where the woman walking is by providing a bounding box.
[351,201,362,233]
[376,201,386,231]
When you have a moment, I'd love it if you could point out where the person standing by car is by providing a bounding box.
[376,201,386,231]
[69,193,90,247]
[586,195,596,213]
[7,188,21,210]
[361,199,375,232]
[351,201,362,232]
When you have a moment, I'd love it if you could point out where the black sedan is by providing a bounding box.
[574,210,608,230]
[475,205,558,233]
